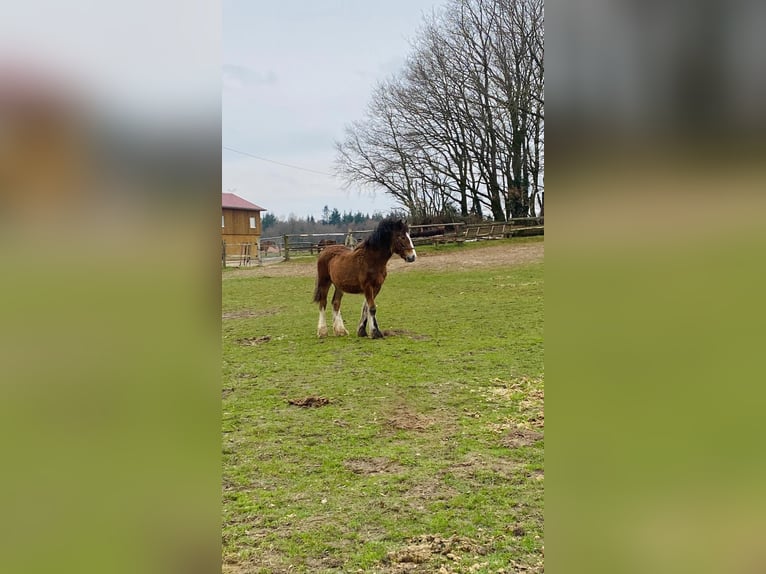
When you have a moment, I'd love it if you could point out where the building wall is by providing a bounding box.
[222,208,262,257]
[222,208,261,237]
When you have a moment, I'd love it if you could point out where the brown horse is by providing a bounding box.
[260,240,278,255]
[313,218,416,338]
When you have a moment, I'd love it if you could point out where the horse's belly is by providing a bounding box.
[334,279,363,294]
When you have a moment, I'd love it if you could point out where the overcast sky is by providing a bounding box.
[222,0,449,220]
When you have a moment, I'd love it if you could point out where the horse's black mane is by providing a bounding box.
[361,218,407,253]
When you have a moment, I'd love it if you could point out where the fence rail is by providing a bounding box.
[222,218,543,267]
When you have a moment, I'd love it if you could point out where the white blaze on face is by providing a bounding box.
[405,232,417,261]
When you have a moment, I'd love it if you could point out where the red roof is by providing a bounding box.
[222,193,265,211]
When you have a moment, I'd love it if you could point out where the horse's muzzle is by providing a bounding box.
[405,253,416,263]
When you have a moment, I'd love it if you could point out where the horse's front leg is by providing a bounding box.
[364,289,384,339]
[357,301,368,337]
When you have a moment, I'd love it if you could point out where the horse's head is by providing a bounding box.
[391,219,417,263]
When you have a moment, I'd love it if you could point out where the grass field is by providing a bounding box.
[222,238,544,573]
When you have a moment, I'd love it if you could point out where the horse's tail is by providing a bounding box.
[313,246,348,304]
[313,251,331,304]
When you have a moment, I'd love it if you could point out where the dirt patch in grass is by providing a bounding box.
[501,428,544,449]
[386,405,435,431]
[221,560,246,574]
[236,335,271,346]
[222,553,292,574]
[383,534,486,569]
[344,457,405,475]
[445,453,519,482]
[304,556,345,571]
[287,396,330,407]
[405,476,458,503]
[390,241,543,274]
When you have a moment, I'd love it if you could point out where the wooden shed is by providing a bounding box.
[222,193,266,258]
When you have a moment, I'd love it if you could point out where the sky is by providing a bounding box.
[222,0,449,220]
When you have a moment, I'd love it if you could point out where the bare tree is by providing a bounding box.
[335,0,544,222]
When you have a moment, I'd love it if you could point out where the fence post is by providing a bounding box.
[257,238,263,266]
[221,240,226,269]
[283,234,290,261]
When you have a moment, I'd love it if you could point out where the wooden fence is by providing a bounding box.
[408,217,543,246]
[222,218,543,267]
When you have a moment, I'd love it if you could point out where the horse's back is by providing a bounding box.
[317,244,352,263]
[317,245,351,276]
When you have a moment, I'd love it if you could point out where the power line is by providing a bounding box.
[223,145,335,177]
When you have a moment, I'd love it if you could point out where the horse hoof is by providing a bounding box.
[334,328,349,336]
[318,327,328,338]
[357,328,367,337]
[372,330,384,339]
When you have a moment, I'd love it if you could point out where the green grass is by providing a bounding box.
[222,243,544,573]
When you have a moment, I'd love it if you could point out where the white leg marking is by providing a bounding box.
[317,307,328,338]
[333,309,348,336]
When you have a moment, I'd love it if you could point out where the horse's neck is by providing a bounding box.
[363,244,393,266]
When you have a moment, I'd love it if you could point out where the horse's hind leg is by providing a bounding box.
[314,272,332,338]
[357,301,368,337]
[331,287,349,336]
[317,292,329,338]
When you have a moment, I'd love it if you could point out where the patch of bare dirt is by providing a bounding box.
[287,396,330,407]
[444,453,519,482]
[501,428,545,449]
[390,241,544,274]
[221,561,246,574]
[225,241,543,278]
[405,477,458,503]
[222,554,292,574]
[236,335,271,345]
[344,457,405,475]
[379,527,544,573]
[386,405,435,431]
[384,534,486,569]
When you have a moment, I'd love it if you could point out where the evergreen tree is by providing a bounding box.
[262,213,277,230]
